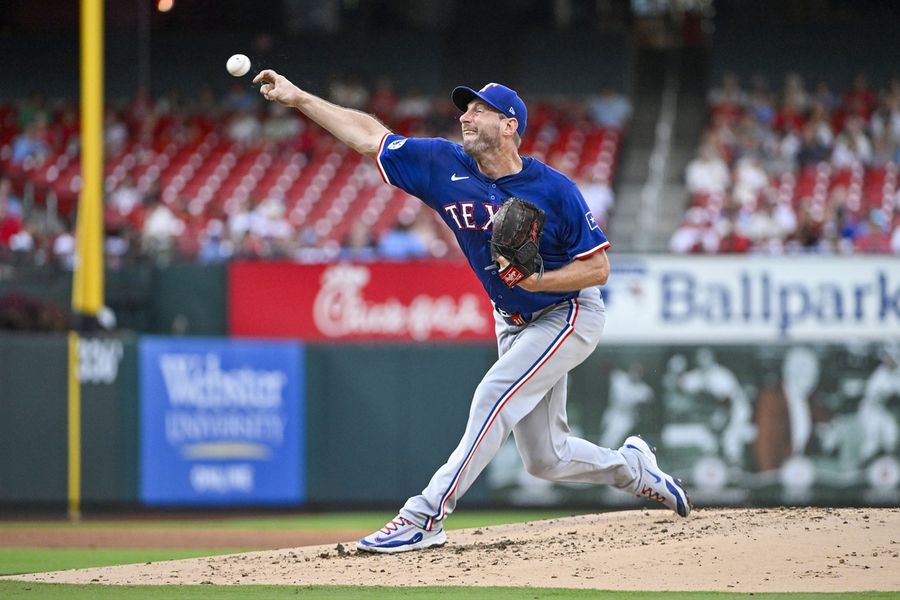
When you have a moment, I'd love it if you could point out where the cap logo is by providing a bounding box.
[509,107,515,115]
[480,83,500,92]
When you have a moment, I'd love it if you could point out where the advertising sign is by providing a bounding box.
[229,261,494,342]
[602,255,900,342]
[139,337,304,506]
[229,256,898,343]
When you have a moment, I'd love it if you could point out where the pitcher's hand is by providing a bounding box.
[253,70,300,107]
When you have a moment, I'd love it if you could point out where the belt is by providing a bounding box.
[496,296,580,327]
[496,308,532,326]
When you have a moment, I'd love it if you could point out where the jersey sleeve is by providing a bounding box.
[374,133,436,198]
[561,184,611,260]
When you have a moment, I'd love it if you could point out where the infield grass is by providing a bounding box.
[0,582,895,599]
[0,510,584,532]
[0,548,244,577]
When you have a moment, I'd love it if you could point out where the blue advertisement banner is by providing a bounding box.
[139,337,304,506]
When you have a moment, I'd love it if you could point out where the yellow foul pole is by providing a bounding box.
[70,0,104,520]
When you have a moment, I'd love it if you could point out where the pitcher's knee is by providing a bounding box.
[522,456,560,480]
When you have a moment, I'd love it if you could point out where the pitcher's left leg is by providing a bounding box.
[400,297,597,531]
[514,375,635,489]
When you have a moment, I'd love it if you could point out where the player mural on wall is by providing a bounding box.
[254,70,692,553]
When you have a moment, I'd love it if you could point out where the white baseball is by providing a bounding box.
[226,54,251,77]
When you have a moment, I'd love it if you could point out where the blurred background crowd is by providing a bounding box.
[1,0,899,272]
[672,70,900,254]
[0,80,625,268]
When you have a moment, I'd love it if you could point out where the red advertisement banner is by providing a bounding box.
[229,261,496,342]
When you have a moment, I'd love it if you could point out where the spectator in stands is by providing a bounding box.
[578,172,615,228]
[327,72,370,111]
[807,101,835,146]
[732,154,769,207]
[409,210,447,257]
[669,207,718,254]
[53,105,79,154]
[823,186,856,251]
[782,73,810,114]
[870,93,900,156]
[378,211,429,259]
[104,109,128,157]
[707,71,746,123]
[843,72,878,120]
[227,195,255,243]
[686,143,730,196]
[746,75,776,127]
[732,112,768,160]
[141,194,185,263]
[773,97,805,134]
[223,81,257,111]
[745,198,786,253]
[11,120,50,165]
[340,218,377,261]
[253,198,295,258]
[369,77,399,122]
[716,210,752,254]
[854,209,893,254]
[891,213,900,254]
[792,199,824,250]
[0,178,23,220]
[52,227,75,270]
[0,190,23,257]
[226,107,262,145]
[16,92,49,129]
[262,102,304,144]
[812,80,840,114]
[588,83,632,129]
[831,115,873,168]
[795,122,831,167]
[198,219,234,264]
[394,87,431,123]
[109,175,142,216]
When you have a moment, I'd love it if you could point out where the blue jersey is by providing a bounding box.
[375,133,610,316]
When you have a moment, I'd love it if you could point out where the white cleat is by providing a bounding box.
[621,435,692,517]
[356,515,447,554]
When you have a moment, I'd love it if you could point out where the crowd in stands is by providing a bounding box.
[0,77,624,268]
[671,71,900,254]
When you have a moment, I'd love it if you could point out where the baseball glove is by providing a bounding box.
[488,197,545,287]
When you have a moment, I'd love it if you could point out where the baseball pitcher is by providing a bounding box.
[254,71,692,553]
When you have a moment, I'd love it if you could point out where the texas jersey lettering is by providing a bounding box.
[375,133,610,317]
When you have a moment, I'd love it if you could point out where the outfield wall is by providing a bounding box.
[0,334,897,510]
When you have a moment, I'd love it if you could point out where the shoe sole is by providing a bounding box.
[624,435,693,518]
[356,530,448,554]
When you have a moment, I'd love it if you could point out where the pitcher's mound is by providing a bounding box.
[7,507,899,592]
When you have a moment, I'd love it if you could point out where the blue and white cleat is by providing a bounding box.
[620,435,692,517]
[357,515,447,553]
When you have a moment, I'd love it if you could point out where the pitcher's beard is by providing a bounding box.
[462,130,501,158]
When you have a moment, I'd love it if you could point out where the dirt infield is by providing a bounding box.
[5,507,900,592]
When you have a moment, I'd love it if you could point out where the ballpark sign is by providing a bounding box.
[601,255,900,342]
[229,261,493,341]
[139,337,304,506]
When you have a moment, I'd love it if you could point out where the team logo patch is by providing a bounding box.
[387,138,407,150]
[585,210,599,231]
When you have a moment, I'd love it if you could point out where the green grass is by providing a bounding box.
[0,548,244,577]
[0,582,895,599]
[0,510,584,532]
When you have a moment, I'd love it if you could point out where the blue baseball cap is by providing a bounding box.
[452,83,528,137]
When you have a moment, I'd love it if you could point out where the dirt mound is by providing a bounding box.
[6,508,899,592]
